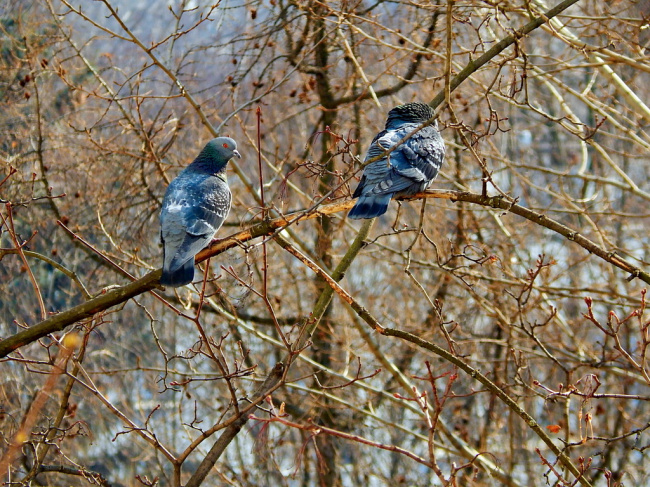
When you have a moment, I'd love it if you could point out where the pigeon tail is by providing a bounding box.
[161,259,195,287]
[348,194,392,219]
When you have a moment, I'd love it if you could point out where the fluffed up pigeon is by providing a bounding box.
[348,102,445,219]
[160,137,241,287]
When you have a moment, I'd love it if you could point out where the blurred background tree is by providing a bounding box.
[1,0,649,485]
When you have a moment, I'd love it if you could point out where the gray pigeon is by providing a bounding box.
[160,137,241,287]
[348,102,445,219]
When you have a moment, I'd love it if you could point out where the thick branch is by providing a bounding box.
[1,189,647,359]
[414,191,650,284]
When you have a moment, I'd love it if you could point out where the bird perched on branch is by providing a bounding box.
[348,102,445,219]
[160,137,241,287]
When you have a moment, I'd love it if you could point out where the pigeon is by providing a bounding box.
[160,137,241,287]
[348,102,445,219]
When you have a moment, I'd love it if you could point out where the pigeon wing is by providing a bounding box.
[389,126,444,195]
[353,131,396,197]
[161,174,232,273]
[362,125,444,197]
[353,130,388,198]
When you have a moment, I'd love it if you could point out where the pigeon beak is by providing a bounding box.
[233,149,242,159]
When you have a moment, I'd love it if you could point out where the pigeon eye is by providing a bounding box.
[223,143,229,148]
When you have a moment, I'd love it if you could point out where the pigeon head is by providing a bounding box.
[193,137,242,172]
[385,102,435,129]
[204,137,242,161]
